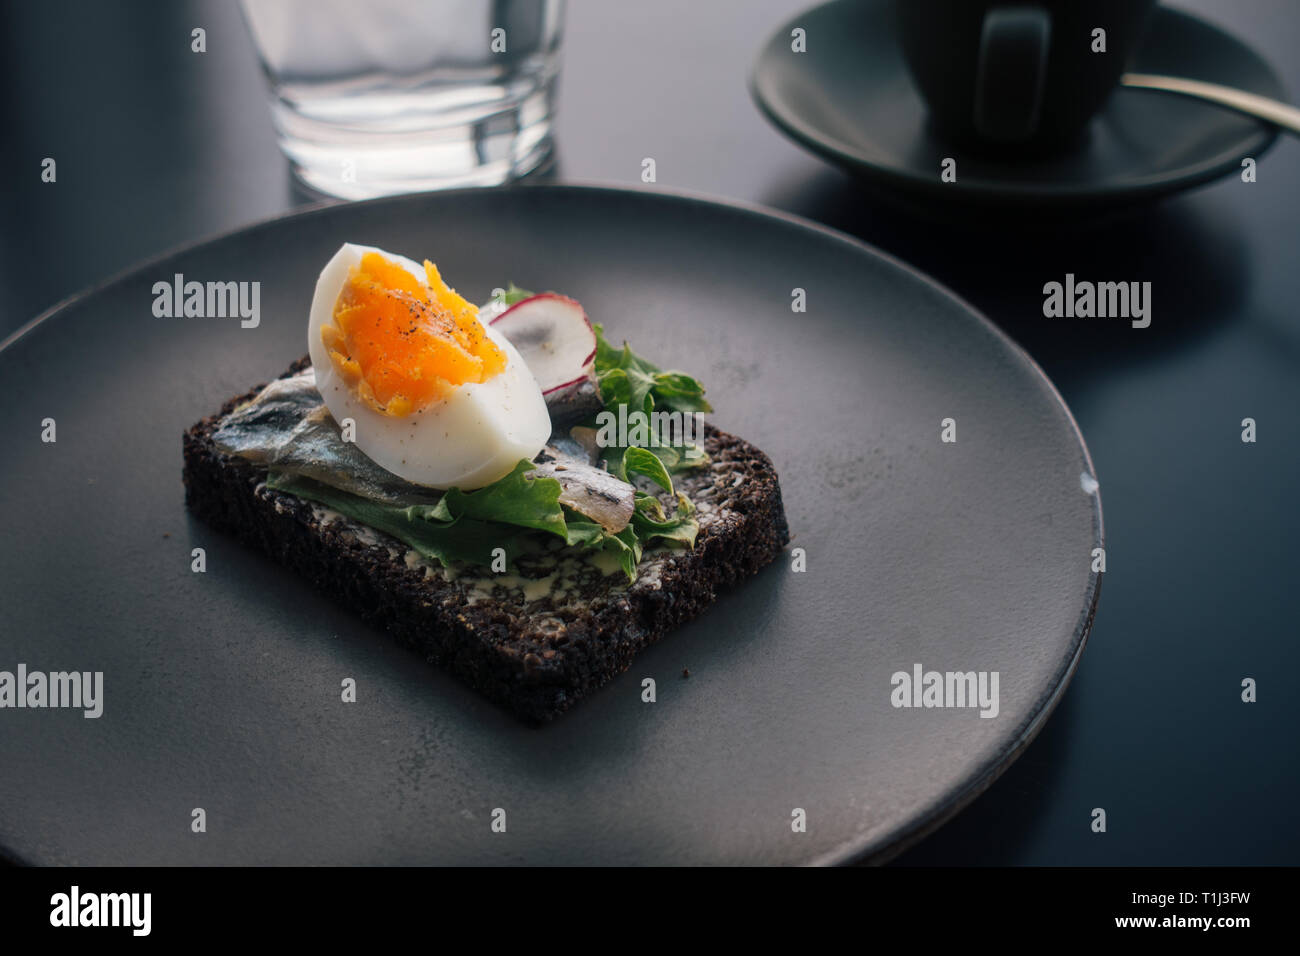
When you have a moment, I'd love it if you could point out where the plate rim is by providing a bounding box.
[749,0,1284,205]
[0,181,1104,866]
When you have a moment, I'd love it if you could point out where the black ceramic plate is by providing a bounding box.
[751,0,1284,206]
[0,184,1101,865]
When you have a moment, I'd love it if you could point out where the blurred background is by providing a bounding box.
[1,0,1297,864]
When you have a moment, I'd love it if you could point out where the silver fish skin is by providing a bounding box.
[211,365,635,528]
[209,369,318,465]
[542,372,604,431]
[531,444,635,533]
[211,369,441,506]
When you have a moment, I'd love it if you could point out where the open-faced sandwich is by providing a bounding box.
[183,244,788,722]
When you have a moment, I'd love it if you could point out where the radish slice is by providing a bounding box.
[489,294,597,394]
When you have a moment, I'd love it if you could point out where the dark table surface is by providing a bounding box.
[3,0,1297,865]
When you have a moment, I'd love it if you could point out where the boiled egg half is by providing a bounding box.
[307,243,550,489]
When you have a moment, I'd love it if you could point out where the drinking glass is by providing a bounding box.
[239,0,564,198]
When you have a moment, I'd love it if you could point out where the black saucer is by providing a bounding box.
[751,0,1285,207]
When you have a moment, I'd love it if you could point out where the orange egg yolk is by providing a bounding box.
[320,252,507,417]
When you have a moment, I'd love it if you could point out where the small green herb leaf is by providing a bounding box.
[624,446,674,494]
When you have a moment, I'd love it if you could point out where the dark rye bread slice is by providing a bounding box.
[183,357,790,724]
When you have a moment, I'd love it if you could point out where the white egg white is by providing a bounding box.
[307,243,551,490]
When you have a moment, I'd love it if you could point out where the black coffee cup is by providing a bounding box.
[895,0,1159,150]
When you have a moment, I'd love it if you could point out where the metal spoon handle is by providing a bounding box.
[1122,72,1300,136]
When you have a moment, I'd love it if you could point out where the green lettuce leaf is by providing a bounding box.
[592,324,712,416]
[591,323,711,477]
[427,460,566,536]
[267,471,543,568]
[630,493,699,550]
[623,446,674,494]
